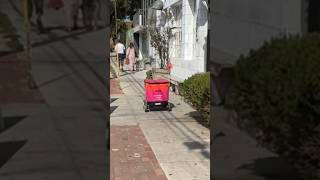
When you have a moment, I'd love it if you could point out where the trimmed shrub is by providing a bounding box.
[231,33,320,179]
[180,72,210,127]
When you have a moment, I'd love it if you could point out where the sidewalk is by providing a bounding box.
[110,57,210,180]
[0,0,109,179]
[0,53,44,105]
[212,106,301,180]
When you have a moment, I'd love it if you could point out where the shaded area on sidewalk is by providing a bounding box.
[0,140,27,168]
[237,157,301,180]
[0,0,110,179]
[212,106,302,180]
[0,115,27,134]
[0,54,45,105]
[110,125,167,180]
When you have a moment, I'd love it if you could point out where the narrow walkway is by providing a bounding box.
[110,58,210,180]
[0,1,109,179]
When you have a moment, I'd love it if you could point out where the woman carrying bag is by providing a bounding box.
[126,42,136,74]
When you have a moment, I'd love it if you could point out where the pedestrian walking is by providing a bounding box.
[62,0,80,32]
[114,40,126,72]
[126,42,136,73]
[27,0,45,33]
[81,0,99,30]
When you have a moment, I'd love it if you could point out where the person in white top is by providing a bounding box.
[114,40,126,71]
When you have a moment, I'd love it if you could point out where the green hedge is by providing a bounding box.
[180,72,210,127]
[231,33,320,179]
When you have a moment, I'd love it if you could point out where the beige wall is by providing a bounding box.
[212,0,303,65]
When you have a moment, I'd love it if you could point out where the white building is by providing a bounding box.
[164,0,209,81]
[132,0,157,63]
[133,0,209,81]
[212,0,320,67]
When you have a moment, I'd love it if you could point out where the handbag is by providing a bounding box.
[125,48,131,65]
[125,58,129,65]
[48,0,64,10]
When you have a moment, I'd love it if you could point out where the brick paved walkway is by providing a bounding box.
[110,125,167,180]
[110,78,123,95]
[0,54,44,105]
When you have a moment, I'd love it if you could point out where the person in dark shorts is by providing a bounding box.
[114,40,126,71]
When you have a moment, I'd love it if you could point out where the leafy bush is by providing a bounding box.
[231,33,320,179]
[180,72,210,127]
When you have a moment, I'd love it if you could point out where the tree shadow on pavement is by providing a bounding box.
[44,26,89,33]
[237,157,302,180]
[38,72,74,88]
[185,111,209,127]
[110,106,118,114]
[111,98,118,104]
[184,141,210,159]
[0,116,27,134]
[0,140,27,168]
[119,71,129,77]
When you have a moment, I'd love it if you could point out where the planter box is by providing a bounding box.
[151,68,170,79]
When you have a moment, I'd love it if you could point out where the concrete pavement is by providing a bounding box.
[212,106,301,180]
[0,0,109,179]
[110,58,210,180]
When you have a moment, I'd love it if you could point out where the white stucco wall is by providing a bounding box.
[194,0,208,73]
[213,0,303,65]
[164,0,208,81]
